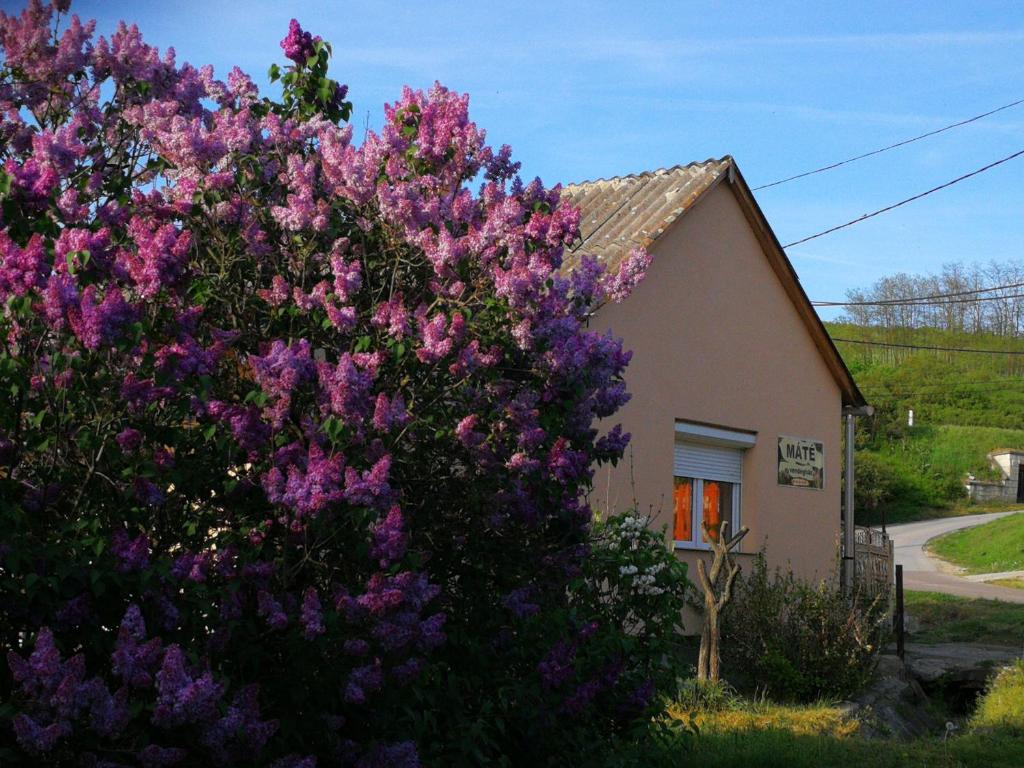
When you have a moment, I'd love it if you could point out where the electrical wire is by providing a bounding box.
[782,148,1024,249]
[832,337,1024,355]
[753,97,1024,191]
[816,292,1024,308]
[812,281,1024,307]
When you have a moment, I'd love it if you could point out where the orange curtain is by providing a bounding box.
[673,478,692,541]
[702,481,722,542]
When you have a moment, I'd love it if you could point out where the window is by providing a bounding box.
[672,428,749,549]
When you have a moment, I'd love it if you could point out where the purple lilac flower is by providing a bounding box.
[112,604,163,688]
[257,590,288,630]
[152,645,223,728]
[356,741,420,768]
[502,587,539,619]
[133,477,165,506]
[300,587,325,639]
[116,427,143,453]
[200,685,278,762]
[280,19,319,64]
[538,640,576,690]
[271,756,317,768]
[370,506,407,567]
[137,744,188,767]
[12,714,71,754]
[111,530,150,573]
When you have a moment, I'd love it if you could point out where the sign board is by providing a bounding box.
[777,436,824,489]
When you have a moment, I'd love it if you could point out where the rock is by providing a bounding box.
[904,643,1019,685]
[853,652,942,740]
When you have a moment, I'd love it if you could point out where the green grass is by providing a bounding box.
[904,590,1024,646]
[672,729,1024,768]
[928,512,1024,573]
[972,661,1024,733]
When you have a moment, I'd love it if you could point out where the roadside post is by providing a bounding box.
[895,564,905,660]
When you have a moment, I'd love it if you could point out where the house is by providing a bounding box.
[561,157,867,582]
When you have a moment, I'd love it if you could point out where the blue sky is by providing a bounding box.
[11,0,1024,317]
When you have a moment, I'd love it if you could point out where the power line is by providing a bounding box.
[753,97,1024,191]
[813,281,1024,307]
[832,337,1024,355]
[782,148,1024,249]
[861,381,1024,395]
[815,291,1024,308]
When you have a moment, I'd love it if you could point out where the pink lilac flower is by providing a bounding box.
[603,246,652,303]
[124,217,192,297]
[250,339,315,428]
[371,293,409,339]
[0,232,47,300]
[372,392,408,433]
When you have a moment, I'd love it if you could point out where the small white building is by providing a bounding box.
[965,449,1024,503]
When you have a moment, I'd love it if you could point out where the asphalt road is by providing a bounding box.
[887,510,1024,603]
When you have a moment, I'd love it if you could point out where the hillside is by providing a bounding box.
[826,323,1024,524]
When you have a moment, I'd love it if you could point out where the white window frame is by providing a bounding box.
[673,421,754,551]
[673,476,743,551]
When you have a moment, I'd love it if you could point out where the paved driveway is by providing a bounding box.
[887,510,1024,603]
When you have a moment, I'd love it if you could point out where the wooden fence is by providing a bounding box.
[853,525,894,597]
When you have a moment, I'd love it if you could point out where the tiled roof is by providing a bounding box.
[561,158,731,272]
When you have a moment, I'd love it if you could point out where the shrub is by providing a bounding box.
[720,554,889,702]
[0,2,656,764]
[574,513,692,693]
[852,452,902,515]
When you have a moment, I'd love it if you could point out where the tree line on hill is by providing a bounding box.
[841,261,1024,336]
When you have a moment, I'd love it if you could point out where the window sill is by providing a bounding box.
[673,541,752,556]
[674,541,711,551]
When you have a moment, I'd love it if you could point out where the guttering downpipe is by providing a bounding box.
[842,404,874,596]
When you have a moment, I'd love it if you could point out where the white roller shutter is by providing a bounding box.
[674,440,743,483]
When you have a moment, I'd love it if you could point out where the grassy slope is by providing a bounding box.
[904,590,1024,645]
[826,323,1024,524]
[928,512,1024,573]
[972,662,1024,733]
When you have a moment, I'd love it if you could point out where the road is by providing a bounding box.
[887,510,1024,603]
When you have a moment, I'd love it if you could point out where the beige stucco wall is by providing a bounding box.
[590,181,843,583]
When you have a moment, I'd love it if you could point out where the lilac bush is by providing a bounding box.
[0,2,657,764]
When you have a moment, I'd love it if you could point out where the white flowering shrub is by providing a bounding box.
[572,512,692,695]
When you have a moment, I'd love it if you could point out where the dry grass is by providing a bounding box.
[666,701,860,738]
